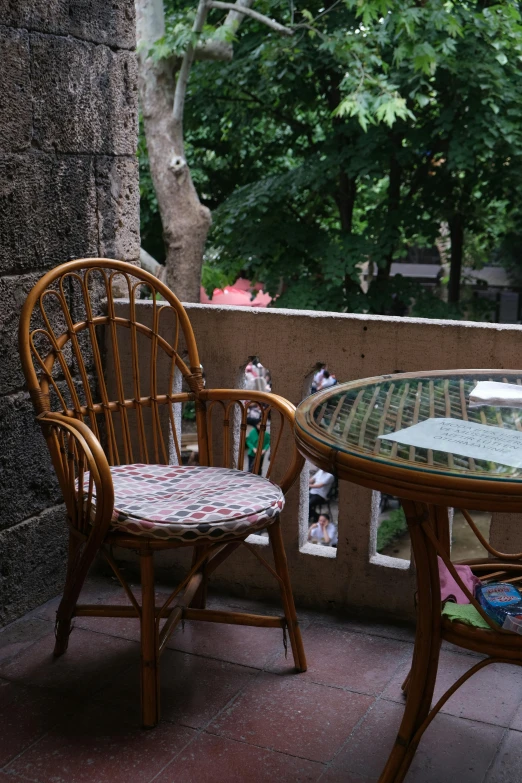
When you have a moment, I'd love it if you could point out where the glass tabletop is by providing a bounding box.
[295,371,522,482]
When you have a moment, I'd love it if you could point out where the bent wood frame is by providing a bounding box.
[19,258,306,728]
[295,370,522,783]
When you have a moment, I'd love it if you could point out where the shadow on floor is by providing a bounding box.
[0,574,519,783]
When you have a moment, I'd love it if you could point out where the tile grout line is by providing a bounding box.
[481,724,512,783]
[146,667,271,783]
[0,627,56,671]
[0,724,55,779]
[377,694,521,731]
[150,620,386,780]
[152,638,411,776]
[315,645,415,781]
[66,621,284,673]
[313,659,522,783]
[201,727,330,766]
[150,660,346,780]
[0,769,43,783]
[0,657,144,779]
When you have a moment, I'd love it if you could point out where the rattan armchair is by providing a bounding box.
[18,258,307,727]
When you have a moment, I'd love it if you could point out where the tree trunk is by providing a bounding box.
[136,1,211,302]
[378,139,402,280]
[448,214,464,304]
[136,0,290,301]
[138,62,211,302]
[337,170,356,233]
[335,170,358,307]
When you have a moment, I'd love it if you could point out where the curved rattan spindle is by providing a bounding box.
[38,289,86,416]
[128,280,148,463]
[57,272,101,432]
[460,508,522,562]
[105,271,134,464]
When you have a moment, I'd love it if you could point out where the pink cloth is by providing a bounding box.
[438,556,481,604]
[199,279,272,307]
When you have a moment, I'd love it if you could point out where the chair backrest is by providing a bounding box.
[19,258,203,466]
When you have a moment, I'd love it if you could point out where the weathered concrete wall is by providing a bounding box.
[114,301,522,620]
[0,1,139,624]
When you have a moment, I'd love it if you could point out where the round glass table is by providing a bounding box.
[295,369,522,783]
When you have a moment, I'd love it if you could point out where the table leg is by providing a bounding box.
[379,501,448,783]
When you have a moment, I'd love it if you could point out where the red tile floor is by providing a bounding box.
[0,575,521,783]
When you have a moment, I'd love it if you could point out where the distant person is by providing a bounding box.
[309,468,335,519]
[253,374,268,392]
[253,359,269,392]
[245,362,259,390]
[246,402,262,426]
[245,359,270,392]
[312,364,326,393]
[246,423,270,473]
[308,513,338,546]
[318,370,336,390]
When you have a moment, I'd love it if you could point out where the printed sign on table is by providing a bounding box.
[379,418,522,469]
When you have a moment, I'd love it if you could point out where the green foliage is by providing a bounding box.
[139,0,522,316]
[182,401,196,421]
[377,506,408,552]
[145,0,238,62]
[201,260,236,296]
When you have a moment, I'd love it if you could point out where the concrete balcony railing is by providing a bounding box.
[113,300,522,620]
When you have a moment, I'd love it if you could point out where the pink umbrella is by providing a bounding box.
[200,279,272,307]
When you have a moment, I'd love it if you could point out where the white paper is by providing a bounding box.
[378,418,522,468]
[469,381,522,408]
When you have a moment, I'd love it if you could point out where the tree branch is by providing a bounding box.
[195,41,233,61]
[207,1,294,35]
[140,247,166,282]
[218,0,254,30]
[195,0,253,61]
[172,0,291,136]
[136,0,165,50]
[173,0,210,129]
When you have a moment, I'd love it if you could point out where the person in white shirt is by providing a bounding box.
[309,468,335,519]
[312,365,326,393]
[308,513,338,546]
[318,370,336,390]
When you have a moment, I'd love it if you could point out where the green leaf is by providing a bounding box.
[140,0,522,321]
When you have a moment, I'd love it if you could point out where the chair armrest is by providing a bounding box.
[199,388,305,493]
[37,412,114,537]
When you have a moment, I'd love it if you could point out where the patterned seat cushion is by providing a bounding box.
[87,464,284,542]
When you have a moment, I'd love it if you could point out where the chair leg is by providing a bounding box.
[140,550,160,728]
[268,518,307,672]
[54,533,85,657]
[401,668,411,696]
[378,502,442,783]
[189,544,209,609]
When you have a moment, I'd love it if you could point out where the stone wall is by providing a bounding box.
[0,1,139,624]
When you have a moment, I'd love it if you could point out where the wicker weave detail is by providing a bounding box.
[30,388,51,412]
